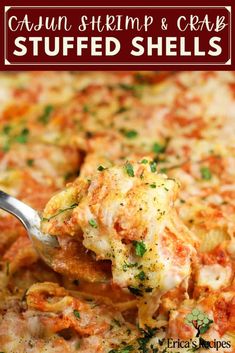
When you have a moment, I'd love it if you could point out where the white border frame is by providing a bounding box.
[4,5,232,66]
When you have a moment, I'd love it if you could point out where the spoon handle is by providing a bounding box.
[0,190,59,249]
[0,190,38,230]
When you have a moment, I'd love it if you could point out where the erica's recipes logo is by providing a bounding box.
[184,308,213,337]
[156,309,231,352]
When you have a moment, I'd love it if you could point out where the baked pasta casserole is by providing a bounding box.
[0,71,234,353]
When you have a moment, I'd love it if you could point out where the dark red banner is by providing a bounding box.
[0,2,234,70]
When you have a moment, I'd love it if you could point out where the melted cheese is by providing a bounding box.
[42,159,197,326]
[197,264,232,290]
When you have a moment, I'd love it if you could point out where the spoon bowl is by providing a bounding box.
[0,190,110,283]
[0,190,60,268]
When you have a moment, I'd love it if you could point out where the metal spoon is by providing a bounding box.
[0,189,60,267]
[0,190,110,282]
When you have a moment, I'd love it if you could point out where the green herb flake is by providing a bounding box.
[42,203,78,222]
[152,142,165,154]
[128,286,143,297]
[2,142,10,152]
[83,105,90,113]
[75,341,81,350]
[64,172,75,181]
[15,128,29,144]
[150,183,156,189]
[6,261,10,276]
[73,310,81,319]
[122,130,138,139]
[200,166,212,181]
[120,347,134,353]
[135,73,146,83]
[145,287,153,293]
[118,83,135,91]
[149,161,157,173]
[137,326,158,353]
[125,162,135,177]
[112,319,121,327]
[135,271,146,281]
[109,345,134,353]
[133,241,147,257]
[38,105,54,124]
[116,106,129,114]
[27,159,34,167]
[123,261,138,272]
[89,218,98,228]
[2,125,11,135]
[141,159,148,164]
[97,165,106,171]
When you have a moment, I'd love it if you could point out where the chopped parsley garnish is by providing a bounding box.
[42,203,78,222]
[116,106,129,114]
[83,105,90,113]
[2,142,10,152]
[89,218,98,228]
[123,261,138,272]
[64,172,75,181]
[137,326,158,352]
[6,261,10,276]
[125,162,135,177]
[73,310,81,319]
[200,166,212,180]
[38,105,54,124]
[141,159,148,164]
[118,83,135,91]
[128,286,143,296]
[152,142,165,154]
[27,159,34,167]
[97,165,106,171]
[1,125,31,152]
[133,240,147,257]
[112,319,121,327]
[145,287,153,293]
[149,161,157,173]
[109,346,134,353]
[118,83,143,97]
[122,129,138,139]
[150,183,156,189]
[135,271,146,281]
[15,128,29,144]
[75,341,81,349]
[135,73,146,83]
[2,125,11,134]
[120,347,134,353]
